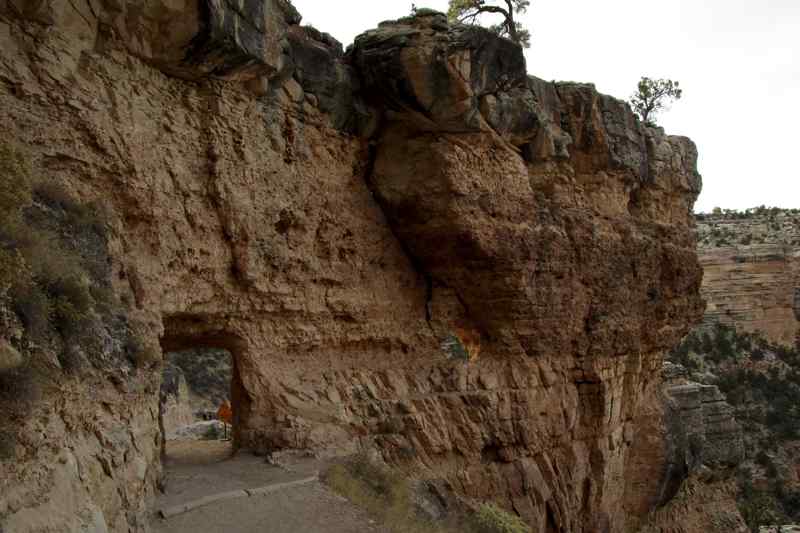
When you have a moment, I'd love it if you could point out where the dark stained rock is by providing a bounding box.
[659,381,745,504]
[286,26,374,133]
[350,10,533,136]
[178,0,292,80]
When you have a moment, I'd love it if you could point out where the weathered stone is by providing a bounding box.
[0,4,705,533]
[664,383,744,469]
[354,13,703,531]
[351,11,529,135]
[3,0,298,81]
[286,25,373,133]
[696,210,800,345]
[0,340,23,372]
[624,370,746,530]
[637,475,749,533]
[282,77,305,102]
[160,366,194,439]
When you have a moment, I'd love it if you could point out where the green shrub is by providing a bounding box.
[0,144,31,227]
[442,333,469,361]
[0,142,122,374]
[323,453,439,532]
[125,324,162,369]
[0,362,47,443]
[739,488,782,532]
[0,429,16,460]
[755,450,770,467]
[8,278,52,340]
[202,424,221,441]
[473,504,531,533]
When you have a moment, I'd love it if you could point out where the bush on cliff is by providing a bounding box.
[671,323,800,526]
[473,504,531,533]
[0,144,105,371]
[0,142,157,373]
[323,453,427,532]
[323,453,532,533]
[447,0,531,48]
[0,142,161,457]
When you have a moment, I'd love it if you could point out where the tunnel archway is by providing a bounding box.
[158,316,252,459]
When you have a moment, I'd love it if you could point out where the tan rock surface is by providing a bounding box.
[697,211,800,345]
[0,5,704,533]
[638,476,748,533]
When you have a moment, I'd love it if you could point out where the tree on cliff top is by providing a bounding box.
[629,77,683,125]
[447,0,531,48]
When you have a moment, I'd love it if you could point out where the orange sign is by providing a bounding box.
[454,326,481,362]
[217,401,233,425]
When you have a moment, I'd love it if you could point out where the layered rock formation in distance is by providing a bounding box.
[697,209,800,345]
[0,2,704,532]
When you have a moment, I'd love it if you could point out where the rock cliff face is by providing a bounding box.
[0,3,703,532]
[659,363,744,497]
[628,365,747,533]
[697,210,800,345]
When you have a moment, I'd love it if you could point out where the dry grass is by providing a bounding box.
[0,361,47,460]
[322,453,531,533]
[323,454,444,533]
[472,504,531,533]
[0,142,122,373]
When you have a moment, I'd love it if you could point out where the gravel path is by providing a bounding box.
[152,440,384,533]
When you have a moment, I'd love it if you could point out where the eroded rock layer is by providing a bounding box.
[697,211,800,345]
[0,4,703,532]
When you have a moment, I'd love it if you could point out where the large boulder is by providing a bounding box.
[285,25,373,133]
[350,10,534,137]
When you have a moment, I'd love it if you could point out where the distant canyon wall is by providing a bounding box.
[697,211,800,345]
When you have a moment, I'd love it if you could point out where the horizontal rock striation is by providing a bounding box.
[0,4,704,532]
[664,383,744,469]
[697,210,800,345]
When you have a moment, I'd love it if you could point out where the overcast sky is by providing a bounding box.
[292,0,800,213]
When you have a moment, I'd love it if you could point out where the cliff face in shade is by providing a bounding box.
[0,4,703,532]
[696,211,800,346]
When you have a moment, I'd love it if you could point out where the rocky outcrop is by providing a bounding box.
[636,361,744,517]
[0,4,704,533]
[664,380,744,469]
[622,362,745,528]
[638,475,748,533]
[697,210,800,345]
[1,0,300,80]
[160,366,195,439]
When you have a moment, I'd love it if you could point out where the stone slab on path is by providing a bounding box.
[155,440,320,511]
[153,440,383,533]
[153,481,385,533]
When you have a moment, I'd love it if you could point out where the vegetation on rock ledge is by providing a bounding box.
[0,142,156,459]
[323,453,531,533]
[446,0,531,48]
[669,324,800,530]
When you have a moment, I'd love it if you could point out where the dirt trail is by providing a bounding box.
[152,440,383,533]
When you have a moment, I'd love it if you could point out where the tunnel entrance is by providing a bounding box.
[160,347,235,450]
[157,323,252,466]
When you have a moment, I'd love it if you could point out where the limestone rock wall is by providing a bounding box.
[0,4,703,533]
[160,367,195,439]
[697,211,800,345]
[663,383,744,473]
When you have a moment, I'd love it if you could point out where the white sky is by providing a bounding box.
[292,0,800,213]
